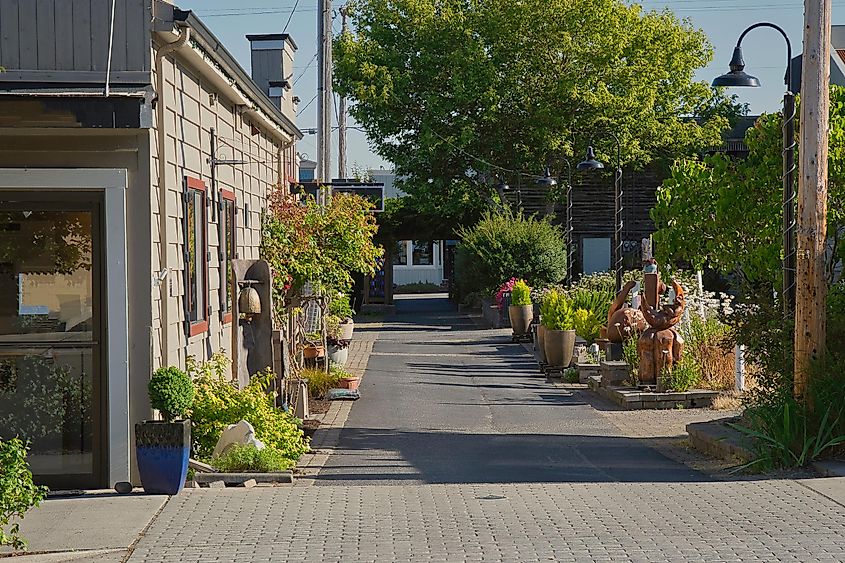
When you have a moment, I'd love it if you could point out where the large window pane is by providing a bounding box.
[0,348,95,476]
[412,240,434,266]
[393,241,408,266]
[0,210,93,337]
[187,187,207,326]
[222,197,235,316]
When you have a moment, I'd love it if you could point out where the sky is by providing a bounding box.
[176,0,845,178]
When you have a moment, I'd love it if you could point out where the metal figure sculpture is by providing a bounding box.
[605,280,647,343]
[637,278,686,389]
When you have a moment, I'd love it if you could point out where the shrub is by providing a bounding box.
[456,211,566,297]
[394,282,443,294]
[189,359,308,463]
[148,366,195,422]
[0,439,48,550]
[681,315,734,391]
[302,367,343,399]
[566,288,614,324]
[572,308,603,342]
[329,293,355,319]
[539,289,574,330]
[563,367,580,384]
[510,280,532,306]
[211,444,293,472]
[622,330,640,385]
[660,357,701,392]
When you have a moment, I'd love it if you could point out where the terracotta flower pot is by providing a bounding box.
[536,324,548,363]
[340,376,360,390]
[303,345,325,360]
[508,304,533,335]
[544,329,576,368]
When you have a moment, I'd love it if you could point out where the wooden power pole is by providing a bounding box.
[338,5,349,180]
[794,0,832,402]
[317,0,333,194]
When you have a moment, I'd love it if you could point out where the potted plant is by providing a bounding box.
[333,365,360,390]
[329,293,355,340]
[326,314,350,366]
[508,279,533,336]
[135,366,195,495]
[303,332,325,360]
[540,289,576,368]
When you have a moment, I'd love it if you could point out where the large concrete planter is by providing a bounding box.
[508,304,533,335]
[544,329,576,368]
[328,343,349,366]
[536,324,548,363]
[340,319,355,340]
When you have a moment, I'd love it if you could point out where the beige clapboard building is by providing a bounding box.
[0,0,302,488]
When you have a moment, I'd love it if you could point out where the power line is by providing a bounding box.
[293,53,318,85]
[199,8,317,18]
[282,0,301,34]
[300,93,319,113]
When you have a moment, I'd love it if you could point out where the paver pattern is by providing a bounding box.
[127,295,845,562]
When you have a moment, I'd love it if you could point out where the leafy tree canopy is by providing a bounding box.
[335,0,739,222]
[652,85,845,291]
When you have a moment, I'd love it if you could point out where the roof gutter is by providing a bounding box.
[172,9,303,141]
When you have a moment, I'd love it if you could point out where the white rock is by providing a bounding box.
[212,420,266,459]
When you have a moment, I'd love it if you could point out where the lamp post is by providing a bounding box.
[577,139,623,293]
[536,163,574,286]
[712,22,796,313]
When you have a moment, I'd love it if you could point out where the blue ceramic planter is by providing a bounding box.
[135,420,191,495]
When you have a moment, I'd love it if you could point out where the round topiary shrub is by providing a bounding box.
[148,366,195,421]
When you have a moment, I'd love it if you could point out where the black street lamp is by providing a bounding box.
[577,138,623,293]
[712,22,796,312]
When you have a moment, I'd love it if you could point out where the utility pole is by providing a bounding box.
[338,5,349,179]
[317,0,333,199]
[794,0,832,403]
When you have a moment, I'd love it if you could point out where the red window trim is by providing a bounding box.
[186,176,209,337]
[221,189,237,325]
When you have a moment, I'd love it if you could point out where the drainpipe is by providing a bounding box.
[154,26,191,367]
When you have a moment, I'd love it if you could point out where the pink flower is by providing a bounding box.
[495,277,520,311]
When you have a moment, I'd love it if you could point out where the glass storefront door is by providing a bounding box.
[0,194,103,489]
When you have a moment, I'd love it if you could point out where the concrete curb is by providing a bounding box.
[686,418,755,463]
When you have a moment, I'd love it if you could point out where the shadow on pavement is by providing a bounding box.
[314,428,712,485]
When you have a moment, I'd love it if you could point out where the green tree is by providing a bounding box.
[335,0,736,221]
[652,85,845,291]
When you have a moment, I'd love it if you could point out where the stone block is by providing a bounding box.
[242,479,257,488]
[600,360,629,387]
[207,480,226,489]
[605,342,624,361]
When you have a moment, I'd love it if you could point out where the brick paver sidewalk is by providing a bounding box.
[124,298,845,562]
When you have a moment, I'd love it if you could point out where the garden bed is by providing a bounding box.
[589,378,720,409]
[195,471,294,486]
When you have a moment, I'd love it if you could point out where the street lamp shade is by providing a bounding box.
[577,146,604,171]
[535,166,558,188]
[495,178,510,192]
[711,46,761,88]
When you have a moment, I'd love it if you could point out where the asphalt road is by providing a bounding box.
[316,294,703,485]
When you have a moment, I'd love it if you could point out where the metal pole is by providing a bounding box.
[561,160,574,287]
[614,139,623,293]
[783,90,797,312]
[734,23,796,314]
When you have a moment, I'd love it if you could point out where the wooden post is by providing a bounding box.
[794,0,832,402]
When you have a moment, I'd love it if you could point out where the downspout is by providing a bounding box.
[155,26,191,367]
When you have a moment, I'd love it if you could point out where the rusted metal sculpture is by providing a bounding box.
[637,278,686,389]
[605,280,647,343]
